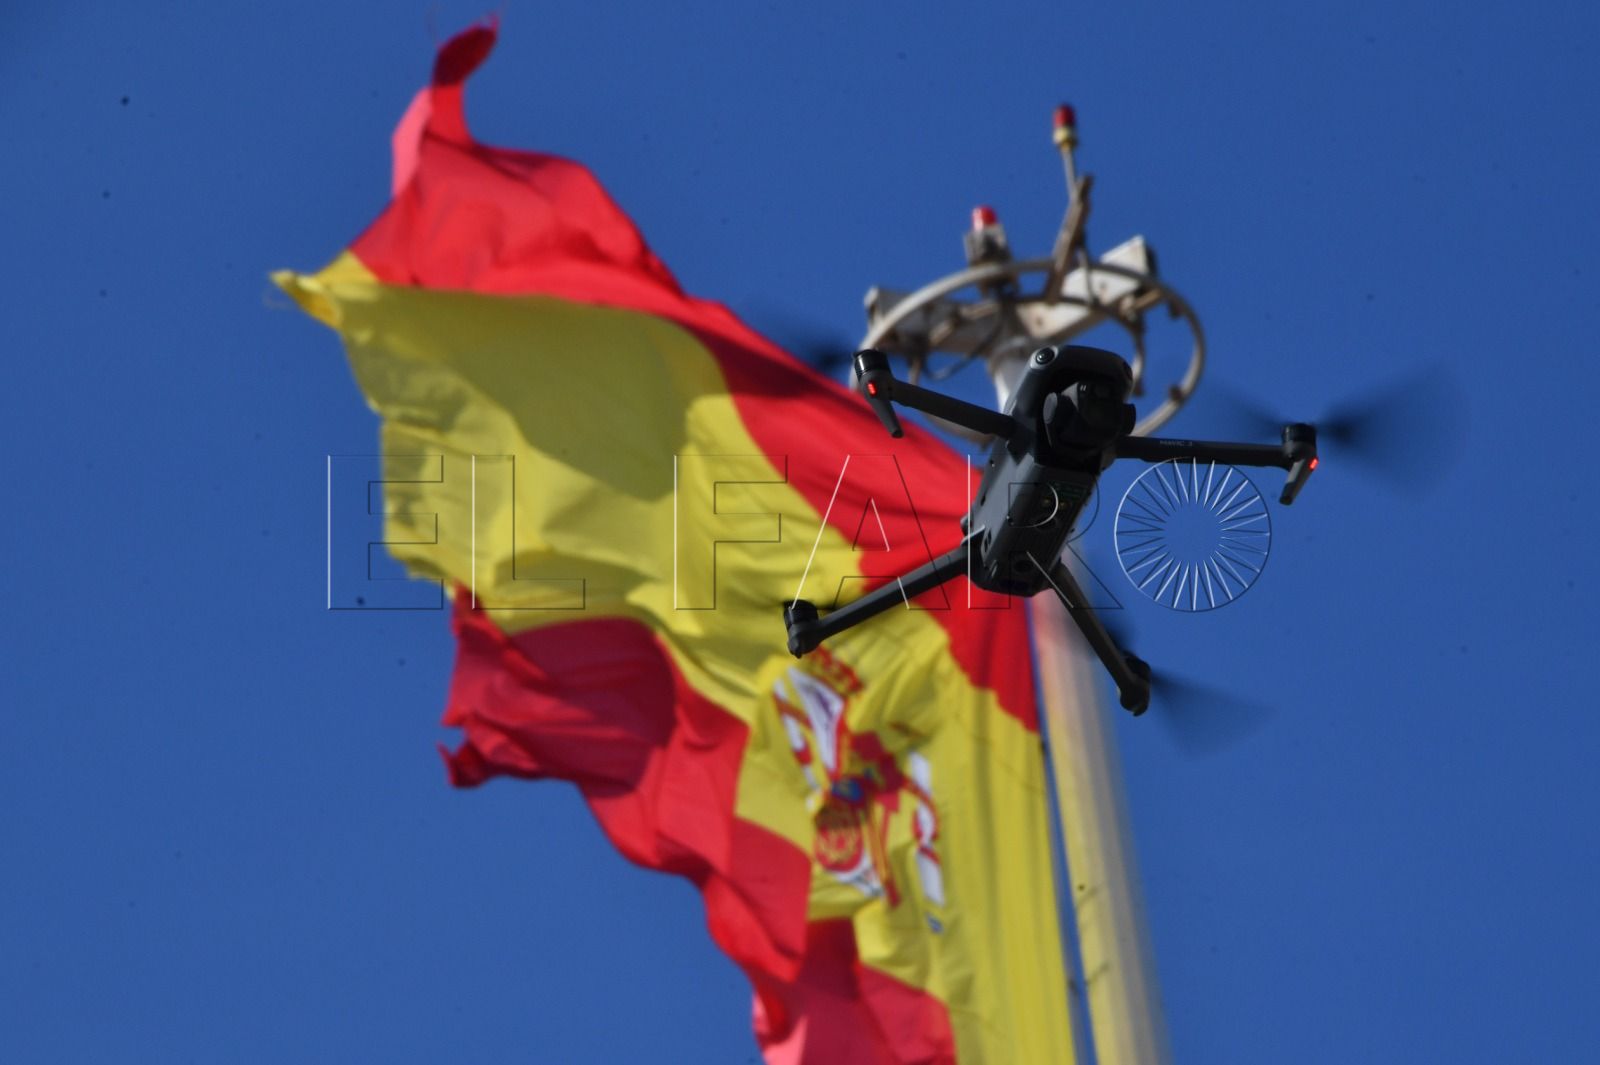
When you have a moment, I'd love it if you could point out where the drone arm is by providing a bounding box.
[1039,557,1151,715]
[854,350,1018,440]
[1115,435,1290,468]
[1115,427,1318,505]
[784,544,968,656]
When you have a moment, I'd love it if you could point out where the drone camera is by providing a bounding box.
[1042,379,1135,457]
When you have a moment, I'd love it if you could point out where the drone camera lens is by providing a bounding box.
[1032,347,1056,366]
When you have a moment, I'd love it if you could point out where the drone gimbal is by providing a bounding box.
[782,344,1317,715]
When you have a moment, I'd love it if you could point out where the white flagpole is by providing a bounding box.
[860,103,1193,1060]
[987,355,1170,1065]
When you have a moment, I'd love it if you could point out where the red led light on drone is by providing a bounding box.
[866,381,879,396]
[1309,457,1319,470]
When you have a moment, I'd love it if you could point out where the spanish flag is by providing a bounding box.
[277,22,1074,1064]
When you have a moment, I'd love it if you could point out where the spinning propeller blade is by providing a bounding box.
[1142,670,1276,756]
[732,303,855,375]
[1099,614,1275,755]
[1195,364,1465,493]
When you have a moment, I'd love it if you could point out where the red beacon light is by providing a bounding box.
[964,205,1009,265]
[1053,103,1079,148]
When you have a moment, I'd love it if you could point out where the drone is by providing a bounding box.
[770,103,1372,716]
[782,343,1318,716]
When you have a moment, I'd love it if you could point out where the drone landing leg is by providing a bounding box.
[785,544,968,657]
[1039,556,1152,715]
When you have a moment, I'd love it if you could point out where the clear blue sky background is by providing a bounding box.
[4,2,1598,1062]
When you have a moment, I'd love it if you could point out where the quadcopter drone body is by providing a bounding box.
[783,344,1318,716]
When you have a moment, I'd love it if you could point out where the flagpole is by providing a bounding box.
[986,355,1171,1065]
[859,103,1197,1062]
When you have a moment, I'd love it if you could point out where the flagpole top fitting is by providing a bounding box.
[965,205,1010,266]
[1052,103,1078,149]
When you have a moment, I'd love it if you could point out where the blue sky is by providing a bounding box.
[4,2,1598,1062]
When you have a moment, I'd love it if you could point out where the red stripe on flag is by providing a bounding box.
[698,326,1038,730]
[347,22,1040,731]
[752,919,956,1065]
[443,600,812,980]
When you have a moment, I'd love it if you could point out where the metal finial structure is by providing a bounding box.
[857,104,1179,1065]
[860,107,1204,441]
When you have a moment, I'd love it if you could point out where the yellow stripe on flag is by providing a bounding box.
[279,257,1073,1063]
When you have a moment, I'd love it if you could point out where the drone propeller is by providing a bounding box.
[734,303,990,387]
[1099,613,1275,755]
[1193,364,1464,493]
[1142,668,1275,756]
[733,303,856,375]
